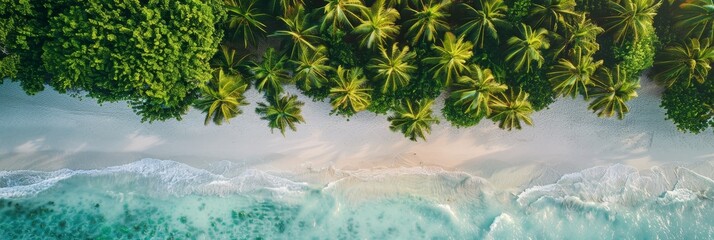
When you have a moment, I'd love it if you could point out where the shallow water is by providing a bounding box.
[1,159,713,239]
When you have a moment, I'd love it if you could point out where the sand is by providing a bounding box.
[1,78,713,189]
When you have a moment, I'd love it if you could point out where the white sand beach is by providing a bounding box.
[1,79,713,189]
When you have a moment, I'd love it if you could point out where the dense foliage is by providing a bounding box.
[3,0,712,139]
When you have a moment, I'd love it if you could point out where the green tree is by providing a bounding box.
[489,90,534,130]
[457,0,509,48]
[505,24,550,73]
[404,0,452,44]
[353,1,400,49]
[320,0,367,32]
[554,13,604,57]
[588,66,640,119]
[651,38,714,87]
[423,32,474,86]
[256,94,306,135]
[225,0,268,48]
[674,0,714,40]
[660,80,714,133]
[211,45,248,75]
[388,99,440,141]
[329,66,372,115]
[529,0,578,32]
[603,0,660,43]
[249,48,290,96]
[548,47,604,98]
[451,64,508,117]
[194,69,249,125]
[269,6,321,58]
[369,44,417,93]
[292,47,333,91]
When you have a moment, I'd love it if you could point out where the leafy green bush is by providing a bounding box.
[612,33,656,77]
[506,0,532,24]
[660,80,714,133]
[505,69,555,111]
[441,97,486,128]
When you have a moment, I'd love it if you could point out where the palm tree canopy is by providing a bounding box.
[604,0,661,43]
[423,32,474,86]
[505,23,551,73]
[652,38,714,87]
[194,69,249,125]
[675,0,714,40]
[249,48,291,96]
[555,13,604,57]
[404,0,452,44]
[211,45,249,75]
[548,47,604,98]
[451,64,508,117]
[529,0,578,32]
[321,0,368,32]
[489,90,534,131]
[353,1,401,49]
[589,66,640,119]
[269,6,321,58]
[292,47,334,91]
[225,0,269,48]
[388,99,440,141]
[255,94,306,135]
[457,0,509,48]
[329,66,373,113]
[369,43,417,93]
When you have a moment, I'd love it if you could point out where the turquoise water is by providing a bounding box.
[1,159,713,239]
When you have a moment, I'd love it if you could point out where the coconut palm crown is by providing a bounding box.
[388,99,440,141]
[603,0,661,43]
[329,66,373,114]
[225,0,269,48]
[423,32,474,86]
[255,94,306,135]
[194,69,249,126]
[548,47,604,98]
[489,90,534,131]
[505,23,551,73]
[404,0,452,44]
[249,48,291,96]
[457,0,509,48]
[451,64,508,117]
[352,0,401,49]
[589,66,640,120]
[369,44,417,93]
[652,38,714,87]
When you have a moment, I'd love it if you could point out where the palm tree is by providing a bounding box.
[388,99,440,141]
[211,45,249,75]
[548,47,604,98]
[268,0,304,16]
[329,66,372,113]
[505,23,550,73]
[457,0,509,48]
[604,0,661,43]
[194,69,249,125]
[554,13,604,57]
[369,43,417,93]
[249,48,290,96]
[423,32,474,86]
[404,0,452,44]
[225,0,269,48]
[589,66,640,119]
[675,0,714,40]
[489,90,534,131]
[451,64,508,117]
[292,47,333,91]
[320,0,368,32]
[255,94,306,135]
[269,6,321,58]
[529,0,578,32]
[353,1,400,49]
[652,38,714,87]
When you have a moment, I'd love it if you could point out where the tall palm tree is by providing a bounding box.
[369,43,417,93]
[268,0,304,16]
[457,0,509,48]
[489,90,534,131]
[194,69,249,125]
[404,0,452,44]
[589,66,640,119]
[225,0,269,48]
[604,0,661,43]
[423,32,474,86]
[675,0,714,40]
[554,13,604,57]
[353,1,400,49]
[255,94,306,135]
[529,0,578,32]
[652,38,714,87]
[548,47,604,98]
[321,0,368,32]
[505,24,550,73]
[451,64,508,117]
[211,45,249,75]
[388,99,440,141]
[329,66,372,113]
[269,6,321,58]
[292,47,333,91]
[249,48,290,96]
